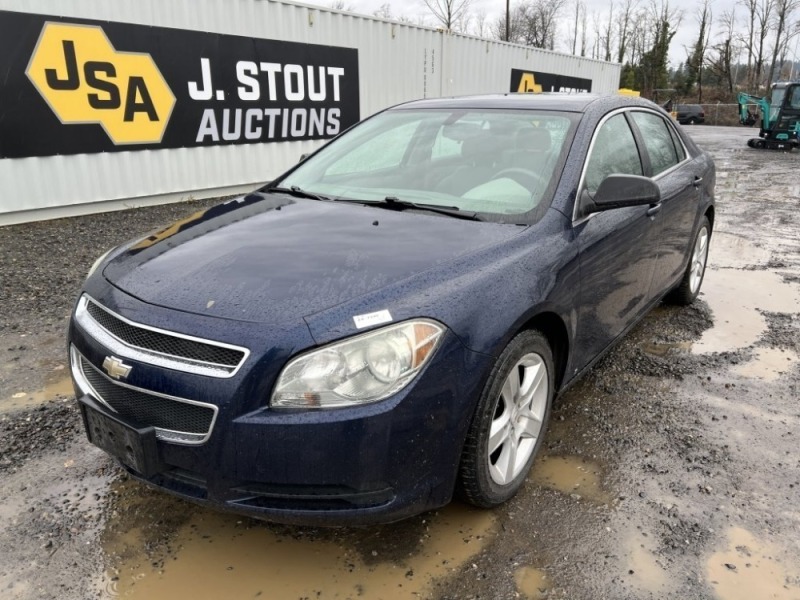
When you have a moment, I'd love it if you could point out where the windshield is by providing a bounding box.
[771,87,786,122]
[276,108,577,221]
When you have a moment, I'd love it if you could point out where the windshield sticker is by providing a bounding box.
[353,310,393,329]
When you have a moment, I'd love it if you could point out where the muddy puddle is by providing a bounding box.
[627,539,669,594]
[1,371,73,414]
[732,347,798,381]
[709,232,772,269]
[641,340,693,356]
[100,503,495,599]
[694,268,799,354]
[707,527,800,599]
[530,455,611,504]
[514,566,549,599]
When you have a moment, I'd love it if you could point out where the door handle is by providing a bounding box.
[646,203,662,217]
[693,176,703,187]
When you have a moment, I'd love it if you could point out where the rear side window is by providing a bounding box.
[584,113,642,194]
[668,124,687,162]
[631,112,680,176]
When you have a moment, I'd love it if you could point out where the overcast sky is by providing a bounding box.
[297,0,745,69]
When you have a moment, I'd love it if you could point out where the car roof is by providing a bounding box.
[389,93,661,114]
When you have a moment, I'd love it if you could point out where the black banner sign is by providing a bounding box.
[510,69,592,94]
[0,11,360,158]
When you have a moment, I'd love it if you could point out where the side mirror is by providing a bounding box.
[299,153,310,162]
[584,174,660,214]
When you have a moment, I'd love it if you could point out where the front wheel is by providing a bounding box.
[666,216,711,305]
[457,330,554,508]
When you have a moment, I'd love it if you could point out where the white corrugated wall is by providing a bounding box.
[0,0,621,225]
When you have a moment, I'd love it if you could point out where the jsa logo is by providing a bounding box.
[26,23,175,145]
[516,73,542,93]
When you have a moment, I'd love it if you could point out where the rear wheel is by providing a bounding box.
[666,216,711,305]
[457,330,553,507]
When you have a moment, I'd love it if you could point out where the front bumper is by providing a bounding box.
[69,284,492,525]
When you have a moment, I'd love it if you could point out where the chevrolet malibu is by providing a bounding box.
[69,93,715,525]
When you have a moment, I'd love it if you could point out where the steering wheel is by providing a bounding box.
[491,168,547,193]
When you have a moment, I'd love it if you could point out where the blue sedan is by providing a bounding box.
[68,93,715,525]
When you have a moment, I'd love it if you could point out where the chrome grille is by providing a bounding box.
[86,301,244,367]
[75,295,249,378]
[73,349,217,445]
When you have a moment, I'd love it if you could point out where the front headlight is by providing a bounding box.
[271,320,445,409]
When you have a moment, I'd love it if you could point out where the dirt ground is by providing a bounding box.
[0,125,798,600]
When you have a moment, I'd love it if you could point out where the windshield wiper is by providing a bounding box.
[353,196,482,221]
[265,186,331,202]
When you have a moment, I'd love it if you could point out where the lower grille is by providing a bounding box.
[74,349,216,445]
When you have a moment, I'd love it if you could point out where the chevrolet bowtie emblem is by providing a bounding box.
[103,356,132,380]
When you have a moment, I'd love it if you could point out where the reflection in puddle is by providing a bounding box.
[707,527,799,599]
[732,347,798,381]
[514,566,548,599]
[103,504,495,599]
[531,456,610,504]
[694,269,799,354]
[709,232,771,269]
[1,373,73,413]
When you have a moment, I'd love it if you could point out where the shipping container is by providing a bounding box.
[0,0,621,225]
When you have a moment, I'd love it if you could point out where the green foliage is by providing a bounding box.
[620,63,637,89]
[635,19,674,92]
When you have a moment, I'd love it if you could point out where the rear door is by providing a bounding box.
[628,110,699,296]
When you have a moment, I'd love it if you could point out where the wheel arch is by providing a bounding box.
[518,311,570,392]
[705,205,715,232]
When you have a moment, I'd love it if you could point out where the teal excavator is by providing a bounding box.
[737,81,800,149]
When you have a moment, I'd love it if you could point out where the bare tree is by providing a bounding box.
[454,9,473,32]
[738,0,758,87]
[373,3,393,19]
[627,6,651,65]
[592,10,602,58]
[616,0,638,63]
[492,3,530,43]
[422,0,472,30]
[473,8,489,37]
[531,0,566,48]
[580,4,589,55]
[571,0,585,54]
[328,1,354,10]
[683,0,712,101]
[491,0,565,49]
[753,0,775,89]
[708,9,739,93]
[603,2,615,61]
[638,0,681,92]
[768,0,799,83]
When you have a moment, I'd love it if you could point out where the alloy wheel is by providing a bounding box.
[487,353,548,486]
[690,225,710,295]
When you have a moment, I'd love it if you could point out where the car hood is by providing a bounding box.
[103,193,524,324]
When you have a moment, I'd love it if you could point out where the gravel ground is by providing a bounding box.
[1,127,799,600]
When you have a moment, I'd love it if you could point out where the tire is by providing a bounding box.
[457,330,554,508]
[666,216,711,305]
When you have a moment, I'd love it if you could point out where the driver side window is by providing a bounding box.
[584,114,643,195]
